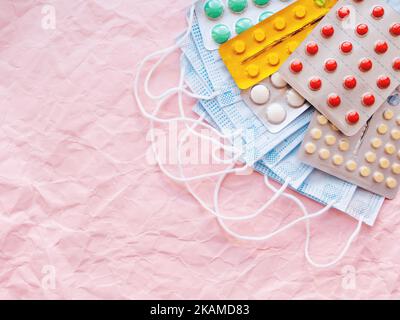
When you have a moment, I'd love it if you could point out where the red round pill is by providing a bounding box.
[359,58,372,72]
[377,75,391,89]
[290,59,303,73]
[375,40,388,54]
[356,24,368,36]
[327,94,341,108]
[309,77,322,91]
[306,42,319,55]
[390,23,400,36]
[362,93,375,107]
[337,7,350,20]
[393,58,400,71]
[321,24,334,38]
[372,6,384,19]
[343,76,357,89]
[340,41,353,54]
[346,111,360,124]
[325,59,337,72]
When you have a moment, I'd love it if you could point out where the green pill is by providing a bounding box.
[259,10,274,22]
[235,18,253,34]
[228,0,248,13]
[204,0,224,20]
[314,0,326,7]
[253,0,270,7]
[211,24,231,44]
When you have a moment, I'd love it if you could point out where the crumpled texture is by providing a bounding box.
[1,0,400,300]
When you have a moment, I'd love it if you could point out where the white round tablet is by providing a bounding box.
[286,89,306,108]
[250,84,270,105]
[270,72,287,88]
[266,103,287,124]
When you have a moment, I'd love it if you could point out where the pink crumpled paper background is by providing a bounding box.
[1,0,400,300]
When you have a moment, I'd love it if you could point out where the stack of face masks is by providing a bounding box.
[181,9,385,227]
[134,0,400,267]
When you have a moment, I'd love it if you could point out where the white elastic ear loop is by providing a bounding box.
[175,112,290,221]
[304,216,363,268]
[144,52,242,159]
[216,175,333,241]
[264,176,363,268]
[147,54,250,183]
[143,2,224,101]
[134,2,221,119]
[176,62,244,165]
[148,90,250,183]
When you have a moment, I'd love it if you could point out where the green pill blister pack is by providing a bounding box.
[196,0,294,50]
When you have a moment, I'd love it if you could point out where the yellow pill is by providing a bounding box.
[310,128,322,140]
[365,151,376,163]
[379,157,391,169]
[373,172,385,183]
[398,150,400,160]
[332,154,344,166]
[233,40,246,54]
[377,124,388,135]
[286,41,298,54]
[346,160,357,172]
[267,53,280,66]
[392,163,400,175]
[391,129,400,140]
[319,148,330,160]
[273,17,287,31]
[339,139,350,152]
[385,143,396,155]
[317,115,328,125]
[325,135,336,146]
[396,116,400,125]
[360,166,371,177]
[371,137,382,149]
[253,28,266,42]
[386,177,398,189]
[246,64,259,78]
[294,5,307,19]
[383,109,394,120]
[305,142,316,154]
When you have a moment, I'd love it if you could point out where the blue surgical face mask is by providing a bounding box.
[386,0,400,12]
[183,24,385,226]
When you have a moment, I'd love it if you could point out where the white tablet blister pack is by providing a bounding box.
[280,0,400,136]
[196,0,294,51]
[241,72,311,132]
[299,87,400,199]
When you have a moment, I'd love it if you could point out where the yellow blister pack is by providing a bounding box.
[219,0,337,90]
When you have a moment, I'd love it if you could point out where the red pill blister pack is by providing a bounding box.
[280,0,400,136]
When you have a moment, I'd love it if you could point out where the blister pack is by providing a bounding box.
[219,0,337,89]
[280,0,400,136]
[196,0,295,51]
[299,87,400,199]
[241,72,310,132]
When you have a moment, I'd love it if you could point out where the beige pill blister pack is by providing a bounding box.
[196,0,294,51]
[241,72,310,132]
[280,0,400,136]
[299,88,400,199]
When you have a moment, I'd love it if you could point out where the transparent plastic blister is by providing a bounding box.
[280,0,400,136]
[299,87,400,199]
[241,72,310,132]
[196,0,294,51]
